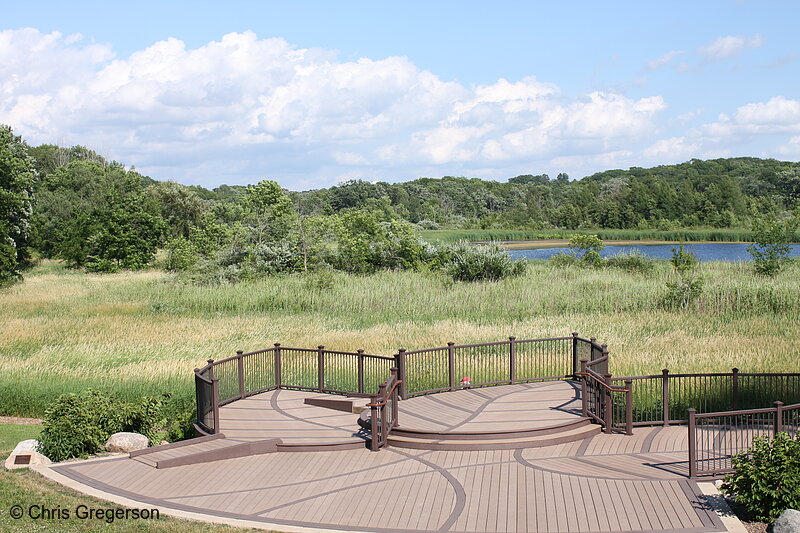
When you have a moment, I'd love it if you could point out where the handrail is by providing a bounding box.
[688,401,800,477]
[369,368,401,451]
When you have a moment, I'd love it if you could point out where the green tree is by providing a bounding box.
[32,160,165,270]
[244,180,297,244]
[747,216,797,276]
[0,125,35,284]
[568,234,604,267]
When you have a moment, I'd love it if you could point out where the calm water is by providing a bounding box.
[508,242,800,262]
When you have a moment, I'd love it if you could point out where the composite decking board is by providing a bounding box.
[47,385,733,533]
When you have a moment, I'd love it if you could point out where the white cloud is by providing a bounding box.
[0,28,671,186]
[646,50,684,70]
[699,34,763,61]
[706,96,800,136]
[777,136,800,156]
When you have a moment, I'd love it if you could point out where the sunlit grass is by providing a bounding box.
[1,259,798,416]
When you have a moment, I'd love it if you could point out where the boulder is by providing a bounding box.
[774,509,800,533]
[4,439,51,469]
[105,432,149,453]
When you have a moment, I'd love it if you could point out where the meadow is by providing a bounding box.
[1,258,799,418]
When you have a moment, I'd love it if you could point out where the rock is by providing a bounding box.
[774,509,800,533]
[105,432,149,453]
[4,440,51,469]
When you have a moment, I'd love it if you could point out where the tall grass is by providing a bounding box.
[420,227,800,243]
[1,260,798,417]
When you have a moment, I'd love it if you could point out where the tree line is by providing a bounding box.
[1,123,798,283]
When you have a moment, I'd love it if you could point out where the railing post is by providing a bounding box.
[509,336,516,384]
[601,345,609,374]
[572,332,579,378]
[775,401,784,436]
[370,394,379,451]
[391,367,400,428]
[732,367,740,410]
[237,350,245,399]
[688,408,697,478]
[396,349,407,399]
[603,373,613,434]
[274,343,282,389]
[212,378,220,435]
[317,345,325,392]
[357,350,365,395]
[580,359,588,417]
[625,379,633,436]
[447,342,456,391]
[662,368,670,427]
[379,382,388,446]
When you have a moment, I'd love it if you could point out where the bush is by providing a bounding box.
[431,242,526,282]
[721,433,800,522]
[605,251,655,274]
[747,216,796,277]
[549,251,579,268]
[37,389,181,462]
[664,245,703,310]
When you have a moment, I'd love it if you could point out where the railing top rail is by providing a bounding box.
[611,371,800,382]
[195,372,213,385]
[577,369,628,393]
[585,355,608,367]
[401,336,574,356]
[574,336,605,348]
[692,401,800,419]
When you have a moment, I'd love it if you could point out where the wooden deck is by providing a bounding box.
[45,383,727,532]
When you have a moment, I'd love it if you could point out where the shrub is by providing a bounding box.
[549,251,579,268]
[721,433,800,522]
[37,389,179,462]
[432,242,526,282]
[605,251,655,274]
[568,234,604,261]
[747,216,796,277]
[165,237,200,271]
[38,390,124,462]
[664,245,703,310]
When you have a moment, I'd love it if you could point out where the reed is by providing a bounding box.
[1,259,798,417]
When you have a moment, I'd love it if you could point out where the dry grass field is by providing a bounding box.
[1,259,798,417]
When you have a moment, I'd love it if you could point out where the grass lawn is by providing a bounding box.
[0,459,269,532]
[0,424,41,455]
[1,258,798,417]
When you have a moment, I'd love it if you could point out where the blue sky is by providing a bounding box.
[2,1,799,189]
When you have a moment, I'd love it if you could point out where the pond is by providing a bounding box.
[507,242,800,262]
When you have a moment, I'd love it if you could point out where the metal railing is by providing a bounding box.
[368,368,402,451]
[396,333,583,398]
[611,370,800,426]
[688,402,800,477]
[194,345,395,434]
[576,342,633,435]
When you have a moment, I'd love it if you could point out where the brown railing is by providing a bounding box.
[396,333,585,398]
[611,370,800,426]
[368,368,402,451]
[688,401,800,477]
[194,345,395,434]
[577,350,633,435]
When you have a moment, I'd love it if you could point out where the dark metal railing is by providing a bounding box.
[688,401,800,477]
[368,368,402,451]
[396,333,581,398]
[194,346,394,435]
[611,370,800,426]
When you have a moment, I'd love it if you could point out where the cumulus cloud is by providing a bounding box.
[699,34,763,61]
[646,50,684,70]
[0,27,671,186]
[706,96,800,136]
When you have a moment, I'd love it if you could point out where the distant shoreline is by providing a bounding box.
[489,239,752,250]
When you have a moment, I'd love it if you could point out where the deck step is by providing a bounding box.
[303,397,370,414]
[386,424,600,451]
[391,417,592,441]
[131,437,282,468]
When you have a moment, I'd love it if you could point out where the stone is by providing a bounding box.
[3,440,51,470]
[105,432,149,453]
[774,509,800,533]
